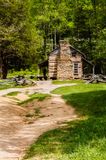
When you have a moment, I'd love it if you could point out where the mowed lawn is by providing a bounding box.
[24,84,106,160]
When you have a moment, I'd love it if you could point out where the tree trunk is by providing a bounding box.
[43,36,47,59]
[0,55,8,79]
[2,64,8,79]
[92,65,95,78]
[53,29,57,49]
[54,29,57,49]
[0,57,2,79]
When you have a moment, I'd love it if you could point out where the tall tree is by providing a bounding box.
[31,0,73,60]
[0,0,106,77]
[0,0,42,79]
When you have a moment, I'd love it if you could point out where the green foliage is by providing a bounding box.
[0,0,42,78]
[30,0,106,73]
[0,0,106,77]
[8,69,38,78]
[30,0,74,60]
[24,84,106,160]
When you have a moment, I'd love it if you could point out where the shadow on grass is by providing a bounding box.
[63,90,106,117]
[24,90,106,159]
[24,116,106,159]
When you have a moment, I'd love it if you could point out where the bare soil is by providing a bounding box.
[0,81,78,160]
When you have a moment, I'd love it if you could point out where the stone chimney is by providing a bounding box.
[59,40,70,57]
[57,40,72,79]
[59,40,70,51]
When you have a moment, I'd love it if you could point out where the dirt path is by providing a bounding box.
[0,81,78,160]
[0,80,76,96]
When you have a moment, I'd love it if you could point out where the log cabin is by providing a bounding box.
[38,40,92,80]
[49,40,85,80]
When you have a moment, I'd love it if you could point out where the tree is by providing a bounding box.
[67,0,106,74]
[0,0,105,78]
[31,0,74,60]
[0,0,42,79]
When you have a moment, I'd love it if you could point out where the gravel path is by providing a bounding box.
[0,80,76,96]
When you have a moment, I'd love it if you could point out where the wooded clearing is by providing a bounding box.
[0,1,106,160]
[0,0,106,79]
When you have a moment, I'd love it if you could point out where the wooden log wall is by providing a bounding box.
[49,55,58,78]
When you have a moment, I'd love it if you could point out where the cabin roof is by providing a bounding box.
[69,45,86,58]
[50,45,86,58]
[50,47,60,55]
[38,60,48,67]
[38,43,93,68]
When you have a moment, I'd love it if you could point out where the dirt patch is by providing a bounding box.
[0,97,26,136]
[23,96,77,124]
[0,97,27,159]
[15,93,29,101]
[0,82,78,160]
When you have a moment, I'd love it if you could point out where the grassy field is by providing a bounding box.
[0,80,35,90]
[52,83,106,95]
[24,83,106,160]
[0,82,15,90]
[0,83,32,90]
[52,79,84,85]
[0,69,37,90]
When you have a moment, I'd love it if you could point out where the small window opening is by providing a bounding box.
[74,63,78,75]
[71,49,76,57]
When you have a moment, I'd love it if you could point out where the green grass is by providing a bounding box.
[52,83,106,95]
[0,83,27,90]
[24,83,106,160]
[0,68,37,90]
[0,82,15,90]
[52,79,84,85]
[0,80,35,90]
[0,85,13,90]
[0,80,4,82]
[19,93,50,105]
[6,91,20,96]
[24,117,106,160]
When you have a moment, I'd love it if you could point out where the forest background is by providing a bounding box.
[0,0,106,79]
